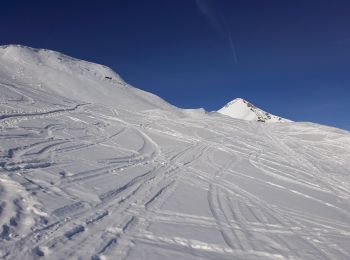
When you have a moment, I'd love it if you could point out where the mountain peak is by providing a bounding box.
[218,98,291,123]
[222,98,252,108]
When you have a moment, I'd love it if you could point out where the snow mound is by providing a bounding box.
[218,98,291,122]
[181,108,207,118]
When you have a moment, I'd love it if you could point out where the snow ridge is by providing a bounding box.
[0,44,176,112]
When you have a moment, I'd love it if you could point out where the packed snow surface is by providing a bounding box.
[1,45,350,260]
[218,98,291,122]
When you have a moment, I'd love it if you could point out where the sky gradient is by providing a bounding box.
[1,0,350,130]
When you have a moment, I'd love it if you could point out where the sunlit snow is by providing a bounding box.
[1,45,349,260]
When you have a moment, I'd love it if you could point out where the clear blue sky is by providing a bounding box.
[1,0,349,130]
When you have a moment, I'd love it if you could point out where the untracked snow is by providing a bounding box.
[0,45,350,260]
[218,98,291,122]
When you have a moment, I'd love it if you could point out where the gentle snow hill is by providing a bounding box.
[218,98,292,122]
[1,45,350,260]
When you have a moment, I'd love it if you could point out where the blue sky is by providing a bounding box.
[1,0,350,130]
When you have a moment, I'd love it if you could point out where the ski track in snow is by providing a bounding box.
[1,46,350,260]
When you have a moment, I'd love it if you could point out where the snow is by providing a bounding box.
[218,98,292,122]
[1,45,350,260]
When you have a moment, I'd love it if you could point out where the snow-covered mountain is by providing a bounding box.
[1,45,350,260]
[218,98,291,122]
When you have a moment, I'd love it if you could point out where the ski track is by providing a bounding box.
[1,76,350,258]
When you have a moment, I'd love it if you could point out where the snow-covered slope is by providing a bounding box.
[1,45,350,260]
[0,45,176,112]
[218,98,291,122]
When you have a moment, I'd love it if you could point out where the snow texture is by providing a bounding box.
[0,45,350,260]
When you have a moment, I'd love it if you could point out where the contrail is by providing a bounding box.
[228,31,239,65]
[195,0,238,64]
[195,0,223,34]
